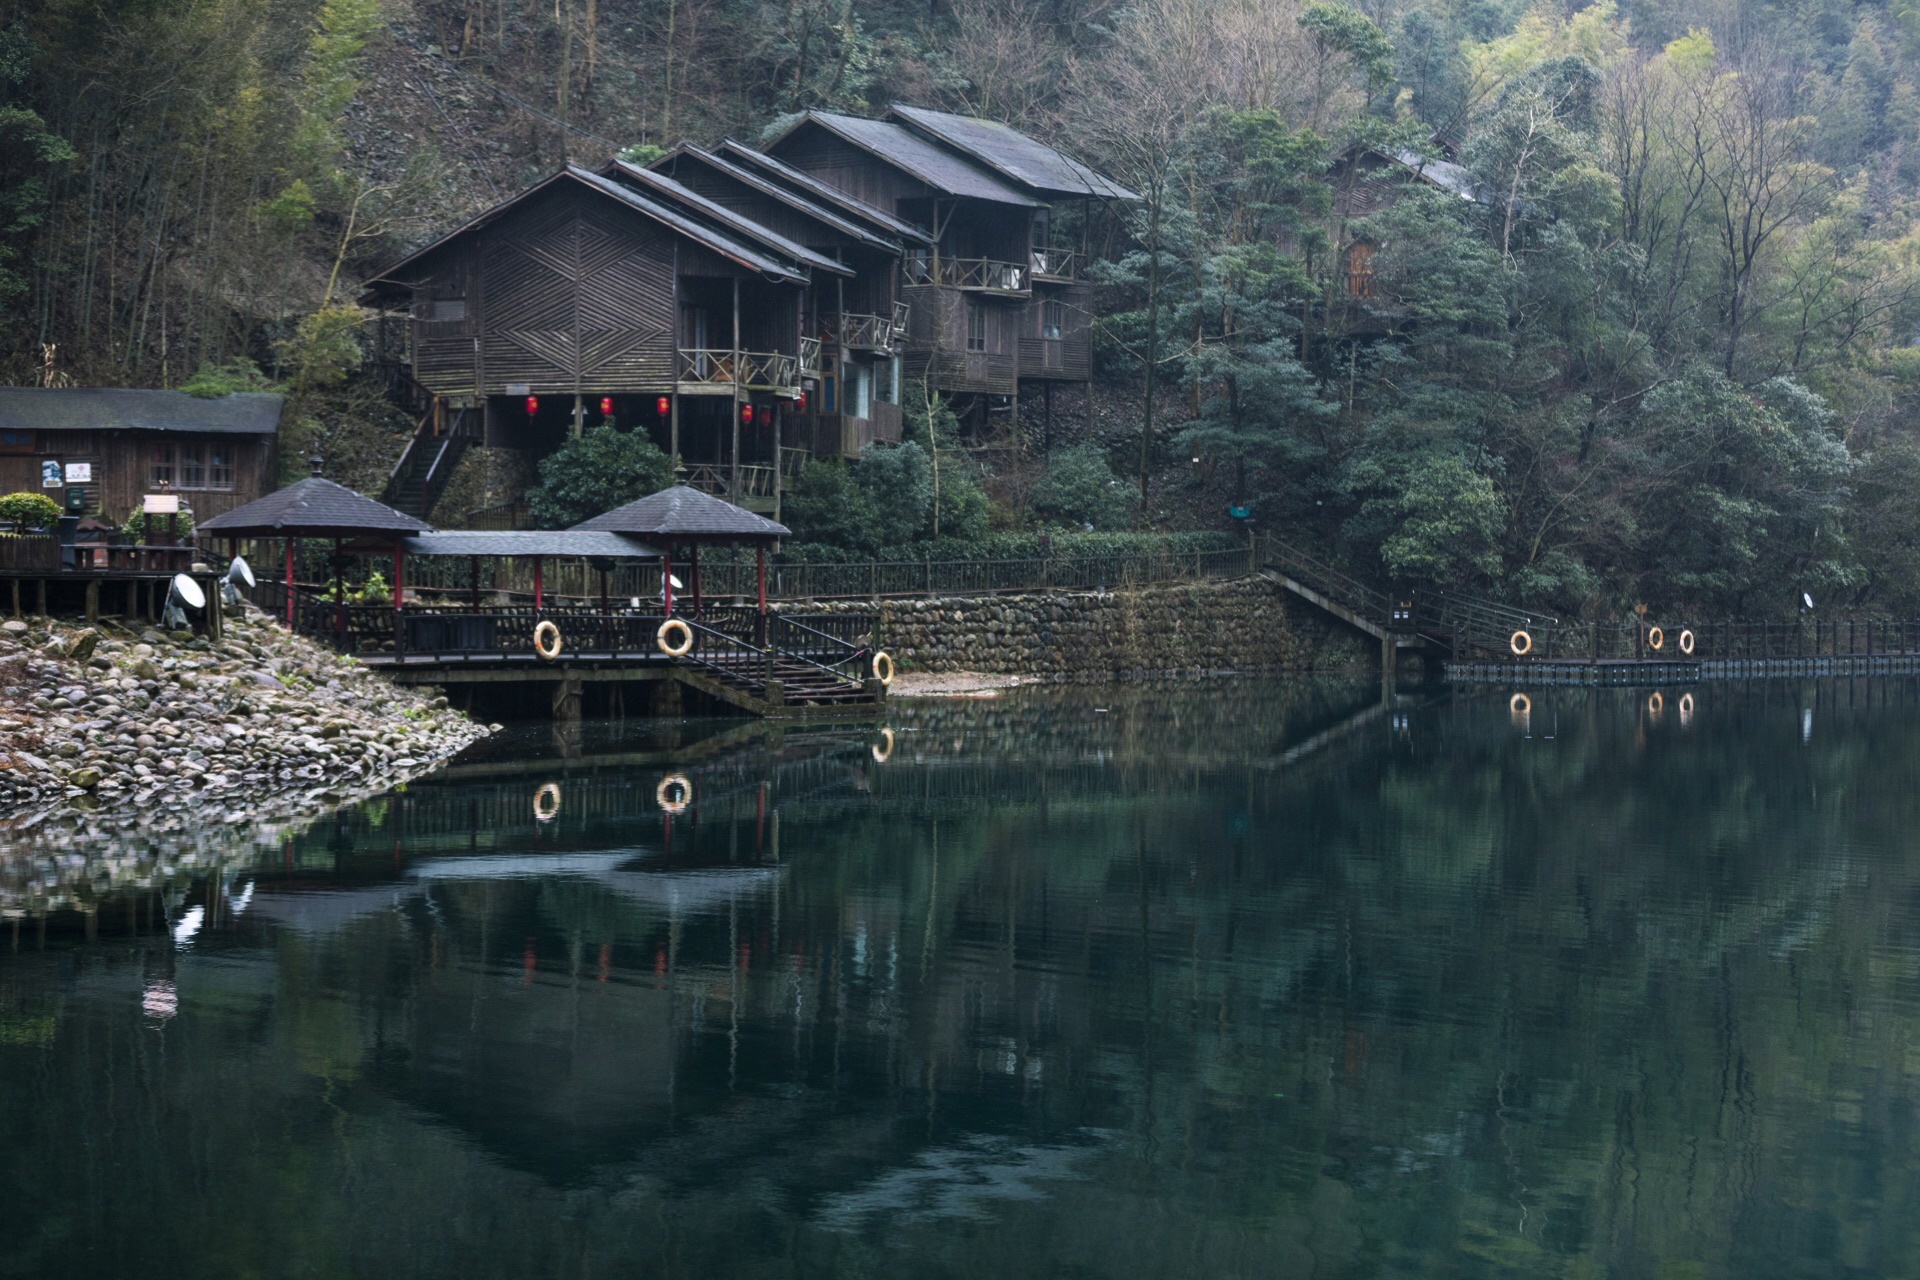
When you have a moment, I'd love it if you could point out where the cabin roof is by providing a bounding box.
[400,530,663,559]
[767,112,1043,207]
[650,145,902,253]
[715,141,934,244]
[1386,149,1483,202]
[0,387,283,435]
[571,485,791,542]
[198,477,428,536]
[606,161,853,275]
[360,169,810,302]
[886,104,1137,200]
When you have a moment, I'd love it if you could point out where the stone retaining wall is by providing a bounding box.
[808,577,1370,677]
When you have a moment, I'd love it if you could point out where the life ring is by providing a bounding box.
[1509,693,1531,716]
[871,650,895,685]
[656,618,694,657]
[1510,630,1532,656]
[871,727,894,763]
[533,782,561,823]
[656,773,692,814]
[1679,629,1695,655]
[1648,626,1664,651]
[533,620,563,660]
[1679,692,1695,720]
[1648,692,1664,715]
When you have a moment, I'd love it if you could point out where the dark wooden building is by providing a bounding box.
[360,166,825,515]
[0,386,280,524]
[764,105,1135,433]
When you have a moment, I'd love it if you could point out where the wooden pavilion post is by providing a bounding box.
[691,545,701,619]
[391,541,406,658]
[533,557,543,611]
[756,545,768,647]
[662,550,674,615]
[284,536,295,628]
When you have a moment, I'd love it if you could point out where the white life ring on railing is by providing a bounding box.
[1648,626,1665,651]
[871,727,894,763]
[870,650,895,685]
[533,782,562,823]
[656,773,692,814]
[1679,629,1695,655]
[657,618,694,657]
[533,620,563,660]
[1510,630,1532,656]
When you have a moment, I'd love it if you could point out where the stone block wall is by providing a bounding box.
[804,577,1369,677]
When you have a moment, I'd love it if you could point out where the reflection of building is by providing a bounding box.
[0,386,281,522]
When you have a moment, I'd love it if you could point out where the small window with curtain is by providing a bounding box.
[966,303,987,352]
[181,447,206,489]
[149,443,175,489]
[1041,300,1064,341]
[207,445,234,489]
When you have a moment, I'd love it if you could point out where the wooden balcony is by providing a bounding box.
[903,257,1030,295]
[1029,247,1079,281]
[677,348,803,394]
[829,312,897,352]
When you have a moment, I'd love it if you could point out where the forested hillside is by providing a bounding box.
[5,0,1920,617]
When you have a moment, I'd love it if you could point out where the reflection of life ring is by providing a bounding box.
[533,620,563,660]
[533,782,561,822]
[656,774,692,814]
[871,727,895,763]
[657,618,693,657]
[1511,630,1532,656]
[1648,692,1665,715]
[1648,626,1665,651]
[1679,692,1695,721]
[1510,693,1532,716]
[1679,629,1695,655]
[871,650,895,685]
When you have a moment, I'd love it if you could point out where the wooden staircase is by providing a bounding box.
[377,367,476,520]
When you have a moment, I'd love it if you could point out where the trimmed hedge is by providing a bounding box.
[0,492,61,529]
[773,530,1241,565]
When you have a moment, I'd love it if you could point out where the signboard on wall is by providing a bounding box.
[143,494,180,515]
[40,459,60,488]
[63,462,91,483]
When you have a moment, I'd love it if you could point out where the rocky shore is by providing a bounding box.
[0,607,490,822]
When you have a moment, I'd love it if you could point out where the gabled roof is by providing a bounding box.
[886,104,1137,200]
[0,387,283,435]
[198,478,428,537]
[715,141,933,244]
[571,485,791,542]
[649,145,902,253]
[401,530,663,558]
[766,112,1043,207]
[606,160,852,275]
[360,168,810,302]
[1387,149,1484,203]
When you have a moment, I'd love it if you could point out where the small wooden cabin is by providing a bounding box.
[0,387,280,523]
[1330,146,1483,306]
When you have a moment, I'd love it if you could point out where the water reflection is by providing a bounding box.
[5,678,1920,1278]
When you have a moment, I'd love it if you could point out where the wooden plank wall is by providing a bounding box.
[1017,282,1091,382]
[0,432,275,522]
[771,127,927,217]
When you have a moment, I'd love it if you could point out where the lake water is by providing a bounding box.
[4,677,1920,1279]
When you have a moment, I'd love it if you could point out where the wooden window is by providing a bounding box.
[1040,300,1064,340]
[1345,242,1377,298]
[151,442,234,491]
[0,429,34,454]
[149,443,175,489]
[966,303,987,352]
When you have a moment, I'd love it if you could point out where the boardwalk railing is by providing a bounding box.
[1481,617,1920,663]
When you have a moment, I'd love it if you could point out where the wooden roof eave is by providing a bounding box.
[640,145,903,255]
[604,160,854,276]
[769,112,1044,207]
[715,141,934,245]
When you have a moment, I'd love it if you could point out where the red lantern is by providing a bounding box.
[655,396,671,418]
[757,405,773,427]
[740,403,755,426]
[794,392,807,412]
[524,396,539,417]
[599,396,614,416]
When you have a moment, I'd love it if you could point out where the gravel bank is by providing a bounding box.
[0,607,490,821]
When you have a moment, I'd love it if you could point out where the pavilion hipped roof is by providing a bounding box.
[399,531,664,559]
[197,478,429,538]
[571,486,790,543]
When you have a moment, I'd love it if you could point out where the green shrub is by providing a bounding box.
[122,506,196,542]
[180,358,274,398]
[0,492,61,528]
[1029,443,1135,531]
[525,426,676,528]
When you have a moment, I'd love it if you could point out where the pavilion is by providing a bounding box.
[571,485,789,620]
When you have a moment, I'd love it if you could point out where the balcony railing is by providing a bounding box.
[903,256,1029,294]
[799,335,822,376]
[1029,247,1080,280]
[684,462,779,500]
[678,348,802,391]
[829,312,896,351]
